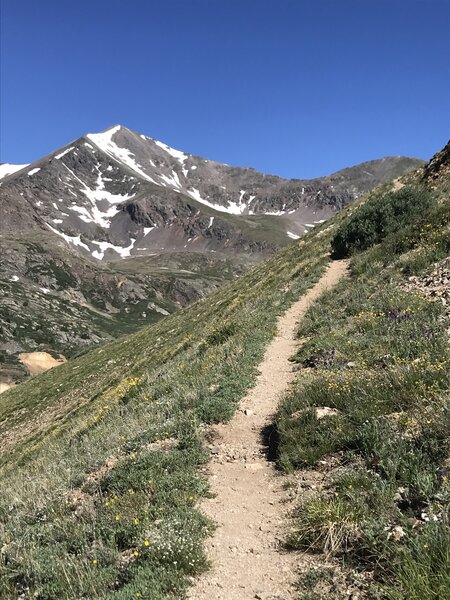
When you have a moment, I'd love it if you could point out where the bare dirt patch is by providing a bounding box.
[391,178,405,192]
[0,382,15,395]
[188,260,349,600]
[18,352,66,376]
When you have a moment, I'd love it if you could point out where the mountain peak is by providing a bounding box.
[87,124,189,162]
[0,127,423,266]
[86,123,128,144]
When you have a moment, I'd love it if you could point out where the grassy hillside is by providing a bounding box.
[0,145,447,599]
[0,214,333,598]
[0,231,243,383]
[277,161,450,598]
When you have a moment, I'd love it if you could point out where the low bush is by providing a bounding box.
[331,187,434,258]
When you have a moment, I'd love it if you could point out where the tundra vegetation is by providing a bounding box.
[0,155,448,599]
[277,175,450,598]
[0,218,330,598]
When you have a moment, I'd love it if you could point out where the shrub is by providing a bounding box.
[331,187,434,258]
[384,523,450,600]
[288,496,367,555]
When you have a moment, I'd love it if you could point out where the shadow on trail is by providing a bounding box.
[260,421,281,467]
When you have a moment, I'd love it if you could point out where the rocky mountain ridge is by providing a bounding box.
[0,125,423,260]
[0,127,424,382]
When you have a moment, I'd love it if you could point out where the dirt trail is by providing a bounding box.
[189,260,349,600]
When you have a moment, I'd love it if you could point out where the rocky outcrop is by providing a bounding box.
[423,140,450,182]
[405,257,450,319]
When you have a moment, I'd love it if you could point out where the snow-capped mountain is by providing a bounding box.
[0,126,424,381]
[0,125,423,261]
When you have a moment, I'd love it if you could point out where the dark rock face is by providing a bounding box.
[423,140,450,182]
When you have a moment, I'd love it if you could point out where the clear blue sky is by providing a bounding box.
[1,0,449,178]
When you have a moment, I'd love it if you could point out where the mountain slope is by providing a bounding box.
[0,212,333,599]
[0,232,239,383]
[0,125,423,260]
[276,146,450,598]
[0,126,422,383]
[0,141,446,600]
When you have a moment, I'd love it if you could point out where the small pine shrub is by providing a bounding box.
[331,187,434,258]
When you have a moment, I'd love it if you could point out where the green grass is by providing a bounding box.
[276,176,450,598]
[0,221,331,599]
[108,251,246,280]
[1,157,448,599]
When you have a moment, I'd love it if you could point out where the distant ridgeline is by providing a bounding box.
[0,126,422,381]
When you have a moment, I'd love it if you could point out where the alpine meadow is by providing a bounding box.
[0,139,448,598]
[1,2,449,599]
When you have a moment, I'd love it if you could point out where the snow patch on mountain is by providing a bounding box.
[55,147,75,160]
[154,140,188,166]
[68,205,95,224]
[0,164,29,180]
[186,188,251,215]
[79,172,134,227]
[91,238,136,260]
[87,126,159,185]
[265,210,286,216]
[46,223,90,251]
[159,170,182,189]
[61,163,134,228]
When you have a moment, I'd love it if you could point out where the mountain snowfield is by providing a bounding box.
[0,163,29,179]
[0,125,423,261]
